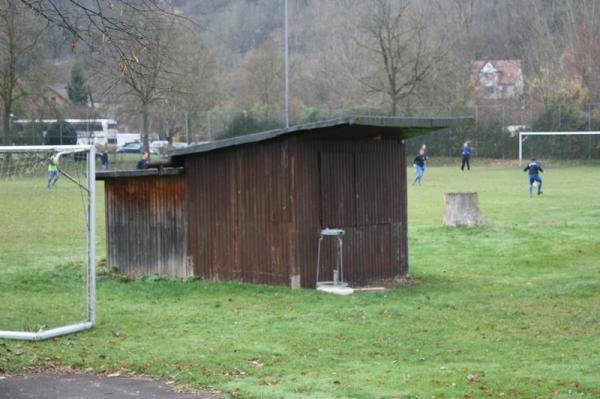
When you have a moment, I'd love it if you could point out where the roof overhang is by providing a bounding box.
[96,167,184,180]
[170,115,473,158]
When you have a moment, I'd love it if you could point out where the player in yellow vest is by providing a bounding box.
[48,152,59,188]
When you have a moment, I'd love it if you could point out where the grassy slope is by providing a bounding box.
[1,164,599,398]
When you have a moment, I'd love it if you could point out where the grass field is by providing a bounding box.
[1,162,599,398]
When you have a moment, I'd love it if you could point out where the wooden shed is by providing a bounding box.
[98,116,469,288]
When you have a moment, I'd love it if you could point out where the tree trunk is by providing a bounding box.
[142,103,150,153]
[443,192,488,227]
[2,102,11,145]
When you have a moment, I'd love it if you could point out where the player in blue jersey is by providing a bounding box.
[460,142,471,172]
[523,158,544,197]
[412,148,427,185]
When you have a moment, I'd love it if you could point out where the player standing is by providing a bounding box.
[412,148,427,186]
[47,151,59,188]
[523,158,544,197]
[460,142,471,172]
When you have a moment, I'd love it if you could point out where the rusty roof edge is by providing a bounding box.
[170,115,474,158]
[96,167,184,180]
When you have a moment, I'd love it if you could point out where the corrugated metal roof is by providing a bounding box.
[170,115,473,158]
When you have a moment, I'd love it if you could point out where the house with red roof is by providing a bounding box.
[471,60,524,101]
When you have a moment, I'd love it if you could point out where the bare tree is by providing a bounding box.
[232,38,284,123]
[17,0,180,60]
[0,0,46,144]
[93,11,180,152]
[168,32,220,141]
[356,0,440,116]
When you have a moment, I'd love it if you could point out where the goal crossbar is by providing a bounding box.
[0,145,96,341]
[518,131,600,165]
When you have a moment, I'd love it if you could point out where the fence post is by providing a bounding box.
[501,105,506,159]
[558,103,562,130]
[588,103,592,160]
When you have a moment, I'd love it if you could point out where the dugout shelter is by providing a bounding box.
[97,116,470,288]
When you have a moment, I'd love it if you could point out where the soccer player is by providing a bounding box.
[412,148,427,185]
[100,149,109,170]
[47,151,59,188]
[460,142,471,172]
[136,152,149,170]
[523,158,544,197]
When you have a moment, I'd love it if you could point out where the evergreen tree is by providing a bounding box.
[67,66,89,105]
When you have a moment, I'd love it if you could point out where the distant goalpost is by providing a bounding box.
[0,145,96,340]
[518,131,600,165]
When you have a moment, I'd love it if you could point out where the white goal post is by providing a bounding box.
[0,145,96,340]
[519,131,600,165]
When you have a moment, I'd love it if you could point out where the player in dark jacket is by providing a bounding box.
[523,158,544,197]
[412,149,427,185]
[460,142,471,172]
[136,152,149,170]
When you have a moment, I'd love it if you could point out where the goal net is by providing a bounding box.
[519,131,600,165]
[0,145,96,340]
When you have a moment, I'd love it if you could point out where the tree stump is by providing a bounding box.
[443,192,487,227]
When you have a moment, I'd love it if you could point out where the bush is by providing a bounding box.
[44,121,77,145]
[11,122,45,145]
[225,112,281,138]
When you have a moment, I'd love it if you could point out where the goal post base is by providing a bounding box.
[0,322,93,341]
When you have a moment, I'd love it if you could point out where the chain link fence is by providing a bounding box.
[6,101,600,172]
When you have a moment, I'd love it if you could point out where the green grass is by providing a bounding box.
[1,164,599,398]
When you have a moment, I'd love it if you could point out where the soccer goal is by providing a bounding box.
[0,145,96,340]
[518,131,600,165]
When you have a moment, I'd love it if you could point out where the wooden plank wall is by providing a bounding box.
[294,138,408,287]
[185,138,296,286]
[104,175,189,279]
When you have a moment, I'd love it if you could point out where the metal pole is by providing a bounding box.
[284,0,289,128]
[588,104,592,160]
[501,105,506,159]
[207,111,212,140]
[185,112,190,144]
[519,133,523,166]
[87,146,96,325]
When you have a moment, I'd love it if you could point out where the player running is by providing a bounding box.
[523,158,543,197]
[412,148,427,186]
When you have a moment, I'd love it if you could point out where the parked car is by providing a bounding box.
[116,141,142,154]
[149,140,169,155]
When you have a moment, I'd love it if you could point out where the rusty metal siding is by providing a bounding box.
[294,137,408,287]
[398,140,408,275]
[104,175,188,279]
[185,138,295,286]
[319,152,355,227]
